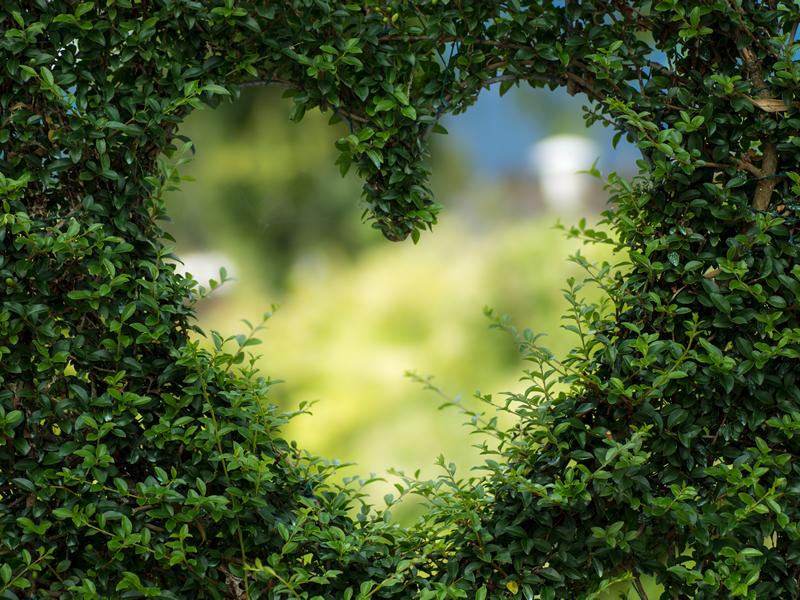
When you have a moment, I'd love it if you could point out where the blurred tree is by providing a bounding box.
[168,87,473,290]
[167,88,372,288]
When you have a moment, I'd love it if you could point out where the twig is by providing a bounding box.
[239,78,295,89]
[669,284,687,303]
[697,159,763,178]
[726,0,759,44]
[377,34,529,51]
[333,107,369,125]
[479,73,548,88]
[633,574,650,600]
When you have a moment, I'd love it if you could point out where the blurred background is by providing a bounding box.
[164,84,638,521]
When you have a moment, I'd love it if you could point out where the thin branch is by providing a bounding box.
[565,71,603,100]
[333,107,369,124]
[422,100,450,142]
[740,47,779,210]
[378,34,529,51]
[239,79,369,129]
[727,0,781,210]
[726,0,759,44]
[753,141,779,210]
[239,78,295,89]
[697,159,763,178]
[479,74,518,87]
[378,34,439,43]
[632,574,651,600]
[478,73,549,88]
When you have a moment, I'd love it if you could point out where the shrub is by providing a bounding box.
[1,1,799,599]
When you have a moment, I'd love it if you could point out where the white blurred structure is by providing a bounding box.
[173,251,237,296]
[528,134,598,212]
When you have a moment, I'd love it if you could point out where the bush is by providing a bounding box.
[1,1,799,598]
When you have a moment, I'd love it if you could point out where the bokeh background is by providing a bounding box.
[165,84,663,597]
[165,84,637,523]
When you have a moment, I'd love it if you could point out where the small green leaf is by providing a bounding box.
[40,67,54,86]
[5,410,23,428]
[365,149,382,168]
[400,105,417,120]
[75,2,94,17]
[53,508,73,520]
[392,88,410,105]
[204,83,230,95]
[540,568,563,582]
[726,174,747,188]
[12,478,35,492]
[685,260,703,271]
[768,295,787,308]
[374,98,395,112]
[710,293,731,313]
[667,251,680,267]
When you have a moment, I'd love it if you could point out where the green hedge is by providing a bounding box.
[2,1,799,598]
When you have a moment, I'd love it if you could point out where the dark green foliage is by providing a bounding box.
[2,1,800,598]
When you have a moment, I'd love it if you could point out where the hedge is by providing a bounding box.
[2,1,799,598]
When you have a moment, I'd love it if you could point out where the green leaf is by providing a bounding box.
[40,67,54,86]
[374,98,396,112]
[5,410,23,428]
[67,290,92,300]
[710,293,731,313]
[540,568,563,582]
[768,295,787,308]
[400,105,417,120]
[75,2,95,18]
[340,55,363,68]
[685,260,703,271]
[365,149,383,168]
[53,508,73,520]
[204,83,230,95]
[392,89,410,105]
[12,478,35,492]
[726,174,747,188]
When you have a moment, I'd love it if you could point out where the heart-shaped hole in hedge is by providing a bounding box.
[164,84,637,520]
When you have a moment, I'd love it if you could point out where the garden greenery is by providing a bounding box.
[2,1,800,598]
